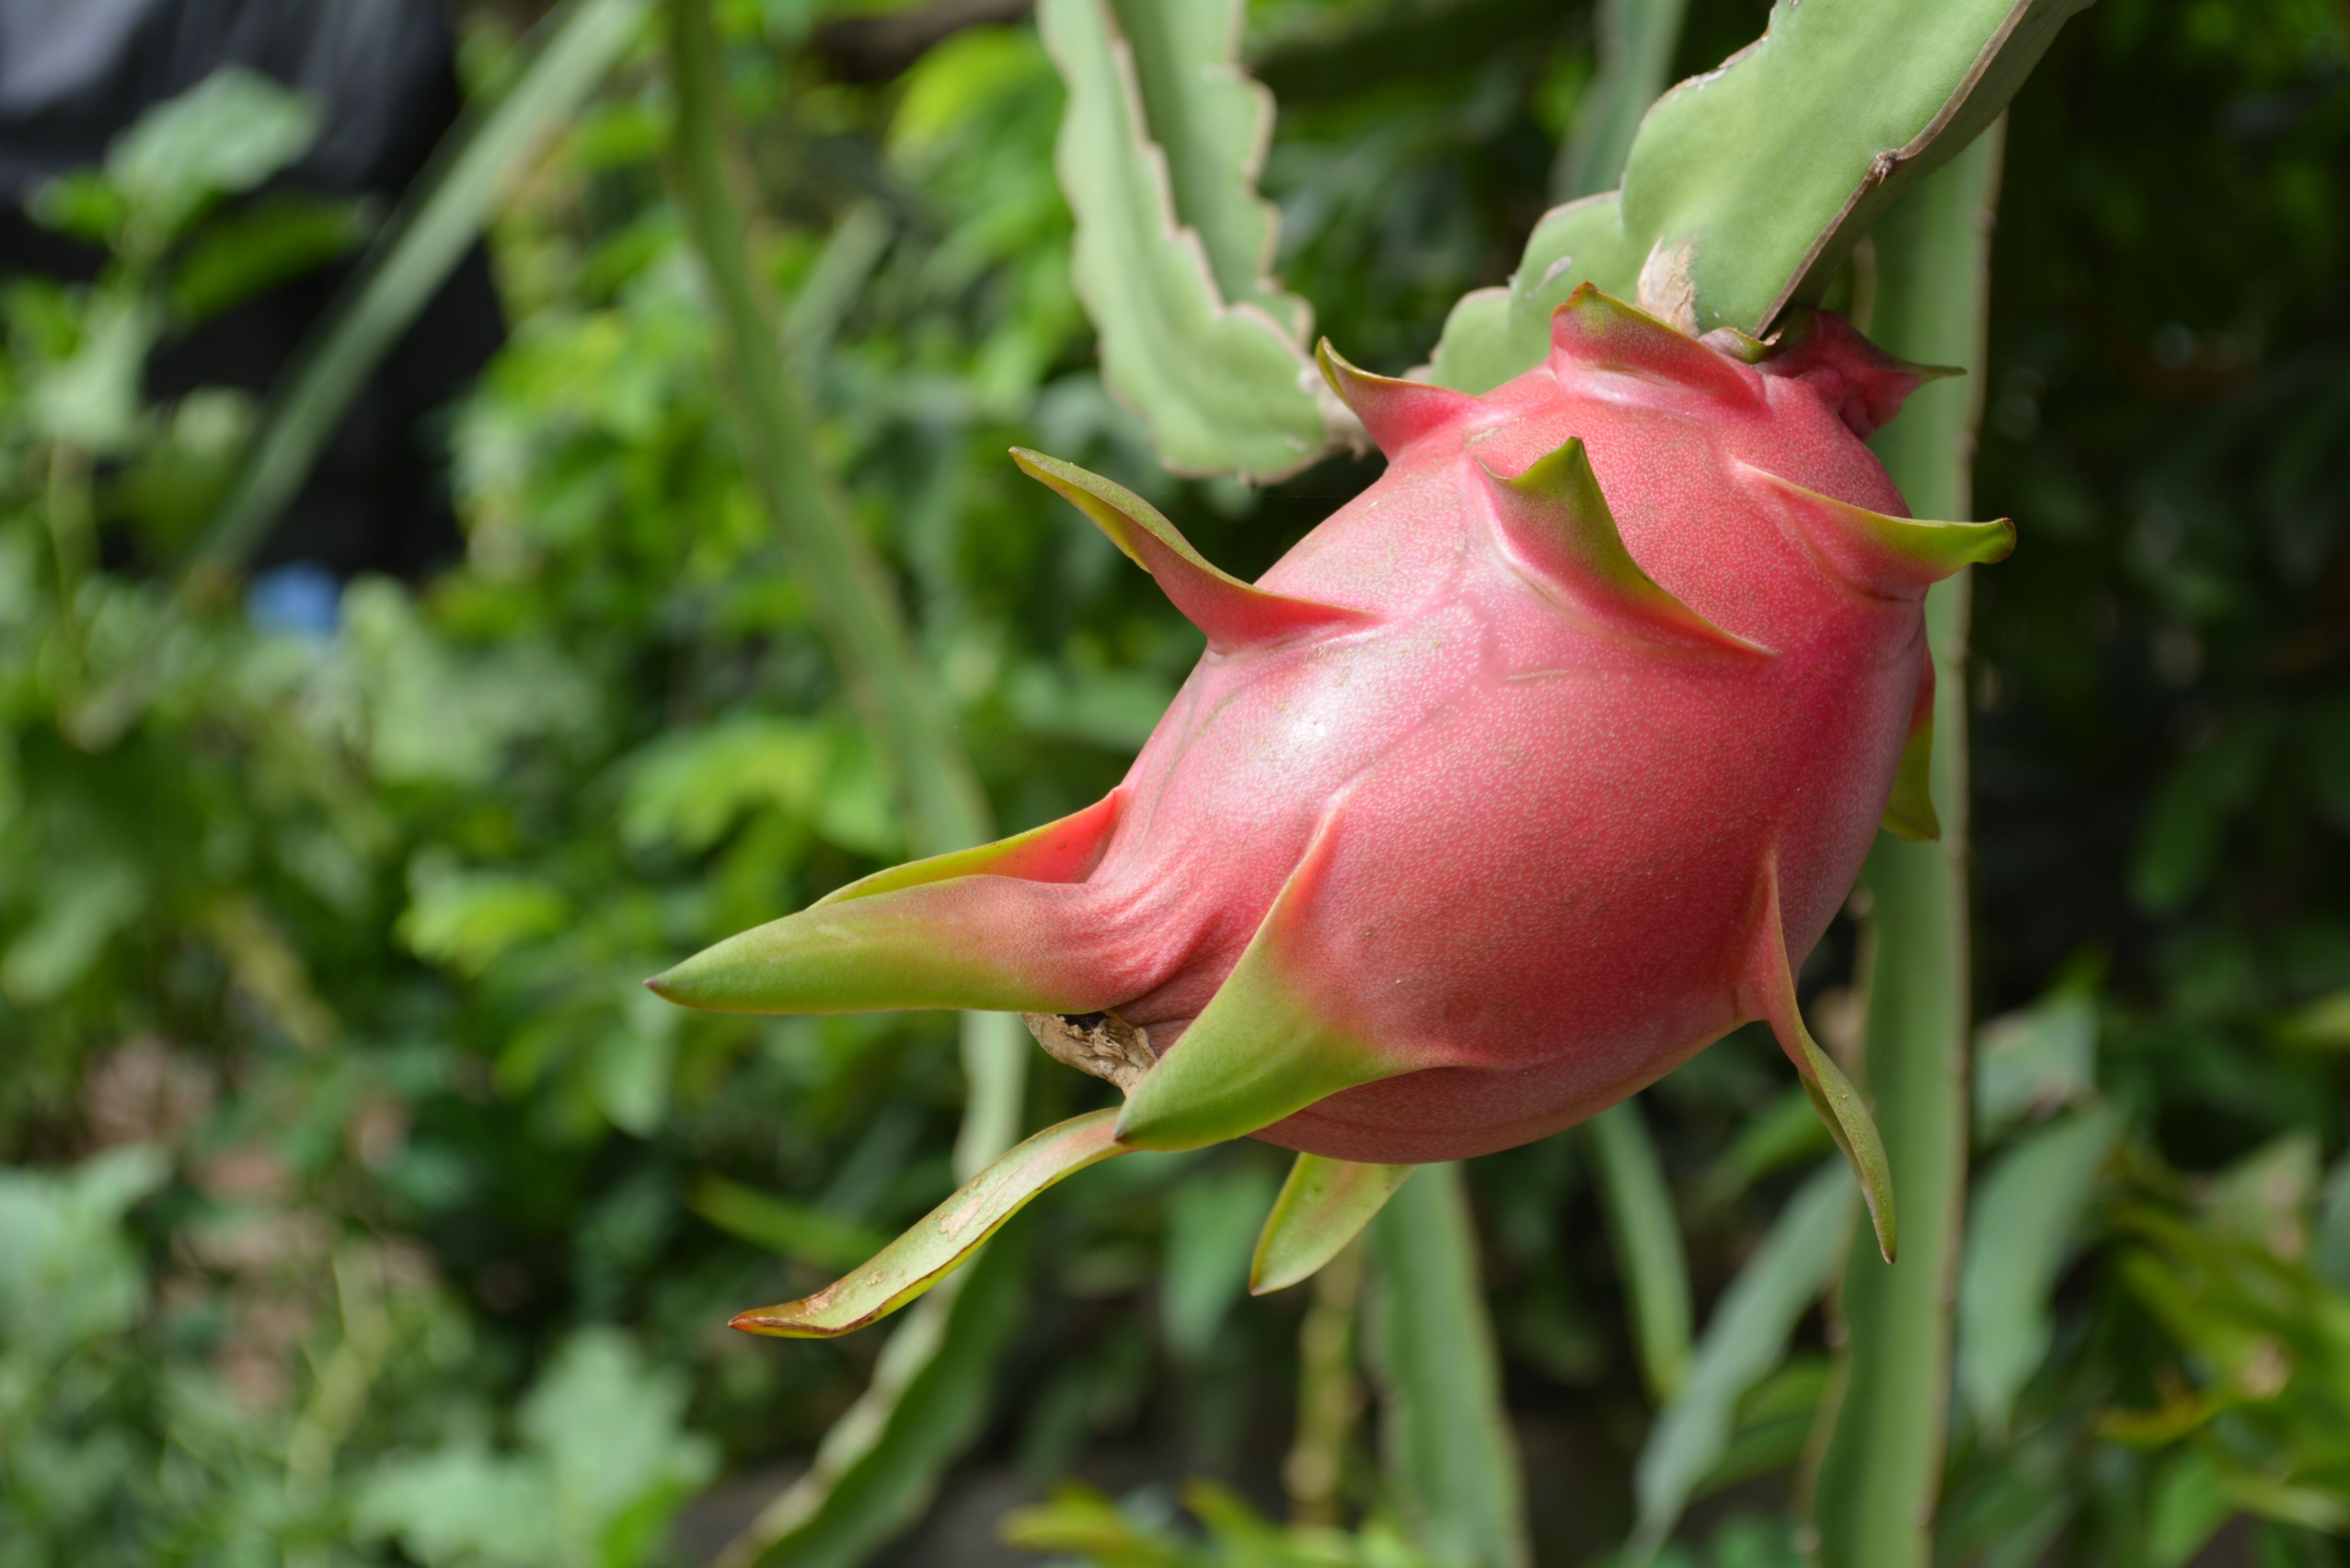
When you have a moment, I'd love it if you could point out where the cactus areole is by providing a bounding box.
[651,287,2014,1335]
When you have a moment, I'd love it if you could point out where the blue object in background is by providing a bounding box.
[246,561,341,636]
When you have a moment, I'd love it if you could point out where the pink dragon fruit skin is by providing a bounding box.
[650,286,2011,1264]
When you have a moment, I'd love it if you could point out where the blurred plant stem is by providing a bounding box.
[662,0,1026,1182]
[669,2,1028,1561]
[1586,1098,1695,1404]
[1808,121,2006,1568]
[1285,1237,1366,1527]
[283,1248,396,1567]
[41,442,91,664]
[1368,1164,1529,1568]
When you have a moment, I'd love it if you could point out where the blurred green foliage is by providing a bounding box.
[2,1,2348,1565]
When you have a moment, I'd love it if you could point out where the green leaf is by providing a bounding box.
[1628,1163,1856,1561]
[396,867,571,975]
[1161,1160,1281,1358]
[169,195,377,326]
[197,0,654,569]
[103,67,322,247]
[1428,0,2088,390]
[730,1110,1125,1339]
[1366,1163,1530,1568]
[1038,0,1337,480]
[1585,1099,1695,1403]
[1808,126,2005,1568]
[693,1177,895,1274]
[1974,989,2099,1137]
[1250,1154,1413,1296]
[1956,1105,2121,1439]
[1102,0,1306,339]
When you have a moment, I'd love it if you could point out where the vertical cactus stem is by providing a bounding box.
[1314,340,1482,459]
[730,1109,1130,1338]
[1548,283,1761,403]
[1251,1154,1416,1295]
[1010,447,1368,652]
[1475,438,1772,658]
[1742,858,1898,1264]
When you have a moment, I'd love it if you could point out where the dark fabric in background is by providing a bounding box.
[0,0,506,580]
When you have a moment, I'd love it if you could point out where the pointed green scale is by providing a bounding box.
[1315,340,1481,459]
[1480,437,1772,658]
[1114,809,1419,1150]
[1547,283,1759,402]
[1742,857,1898,1263]
[644,797,1126,1016]
[730,1109,1128,1338]
[1739,462,2014,601]
[1250,1154,1415,1295]
[1011,448,1368,653]
[1881,663,1940,842]
[816,791,1122,908]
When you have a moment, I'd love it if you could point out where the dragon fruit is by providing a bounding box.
[651,285,2012,1334]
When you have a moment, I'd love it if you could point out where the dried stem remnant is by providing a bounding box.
[1020,1009,1156,1091]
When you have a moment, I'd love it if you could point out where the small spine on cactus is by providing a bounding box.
[1010,448,1368,653]
[1547,283,1762,402]
[1478,437,1772,656]
[1314,340,1482,458]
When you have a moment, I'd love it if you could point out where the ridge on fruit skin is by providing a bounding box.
[650,284,2015,1338]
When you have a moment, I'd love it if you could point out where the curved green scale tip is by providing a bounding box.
[1881,662,1940,842]
[1479,437,1770,658]
[1740,460,2014,601]
[816,791,1121,908]
[1114,811,1415,1150]
[1549,283,1757,401]
[1009,447,1364,653]
[646,878,1091,1016]
[1744,858,1897,1263]
[647,797,1124,1016]
[1314,339,1479,458]
[730,1109,1128,1339]
[1250,1154,1414,1295]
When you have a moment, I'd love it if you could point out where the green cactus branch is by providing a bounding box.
[1038,0,1346,481]
[1429,0,2088,392]
[1808,123,2007,1568]
[1554,0,1691,203]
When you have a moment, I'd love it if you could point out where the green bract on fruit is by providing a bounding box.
[650,286,2013,1337]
